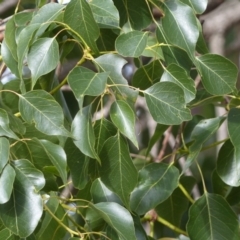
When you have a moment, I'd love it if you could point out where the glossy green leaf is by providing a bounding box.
[228,108,240,147]
[0,109,19,140]
[92,202,136,240]
[116,31,148,57]
[89,0,119,29]
[12,159,45,192]
[130,163,179,215]
[99,134,138,207]
[187,193,239,240]
[27,38,59,88]
[64,0,99,54]
[19,90,70,137]
[196,54,238,95]
[0,166,43,237]
[160,0,199,57]
[72,106,100,162]
[110,100,138,147]
[132,60,164,91]
[91,178,122,205]
[144,82,192,125]
[160,64,196,103]
[0,138,9,173]
[68,66,108,107]
[180,0,208,14]
[0,164,15,204]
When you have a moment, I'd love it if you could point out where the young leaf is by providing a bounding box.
[27,38,59,88]
[99,134,138,207]
[19,90,70,137]
[91,202,137,240]
[187,193,239,240]
[115,31,148,57]
[196,54,238,95]
[0,138,9,173]
[130,163,179,215]
[89,0,120,29]
[110,100,138,148]
[144,82,192,125]
[64,0,99,54]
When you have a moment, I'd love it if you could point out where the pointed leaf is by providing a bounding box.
[0,164,16,204]
[12,159,45,192]
[196,54,238,95]
[99,134,138,207]
[28,38,59,88]
[116,31,148,57]
[19,90,70,137]
[64,0,99,54]
[89,0,119,29]
[130,163,179,215]
[187,193,239,240]
[0,138,10,173]
[160,64,196,103]
[0,166,43,237]
[144,82,192,125]
[110,100,138,147]
[72,106,100,162]
[180,0,208,14]
[92,202,136,240]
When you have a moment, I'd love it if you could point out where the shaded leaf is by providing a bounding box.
[228,108,240,147]
[19,90,70,137]
[196,54,238,95]
[116,31,148,57]
[196,19,209,54]
[99,134,138,207]
[212,169,229,198]
[0,138,10,173]
[144,82,192,125]
[130,163,179,215]
[110,100,138,147]
[180,0,208,14]
[187,193,239,240]
[96,29,118,51]
[132,214,148,240]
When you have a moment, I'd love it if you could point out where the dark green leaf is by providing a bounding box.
[132,215,148,240]
[89,0,120,29]
[179,0,208,14]
[212,169,229,198]
[228,108,240,147]
[19,90,70,137]
[116,31,148,57]
[99,134,138,207]
[196,19,209,54]
[144,82,192,125]
[96,29,118,51]
[0,164,15,204]
[92,202,136,240]
[187,193,239,240]
[0,138,10,173]
[64,0,99,54]
[130,163,179,215]
[110,100,138,147]
[196,54,238,95]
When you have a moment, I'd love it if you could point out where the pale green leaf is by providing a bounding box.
[110,100,138,148]
[142,35,164,59]
[0,138,9,173]
[144,82,192,125]
[130,163,179,215]
[180,0,208,14]
[116,31,148,57]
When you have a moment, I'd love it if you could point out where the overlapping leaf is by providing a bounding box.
[180,0,208,14]
[0,138,9,173]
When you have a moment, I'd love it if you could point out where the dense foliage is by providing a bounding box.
[0,0,240,239]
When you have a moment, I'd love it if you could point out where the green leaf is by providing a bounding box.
[110,100,138,148]
[187,193,239,240]
[64,0,99,54]
[96,29,118,51]
[0,109,19,140]
[160,64,196,103]
[27,38,59,88]
[19,90,70,137]
[8,113,26,135]
[130,163,179,215]
[99,134,138,207]
[0,228,12,239]
[12,159,45,192]
[89,0,119,29]
[142,35,164,59]
[72,106,100,162]
[196,19,209,54]
[228,108,240,147]
[132,60,164,91]
[0,164,16,204]
[68,66,108,107]
[196,54,238,95]
[160,0,199,57]
[92,202,136,240]
[132,215,148,240]
[115,31,148,57]
[0,166,43,237]
[0,138,9,173]
[144,82,192,125]
[212,169,229,198]
[112,0,151,30]
[179,0,208,14]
